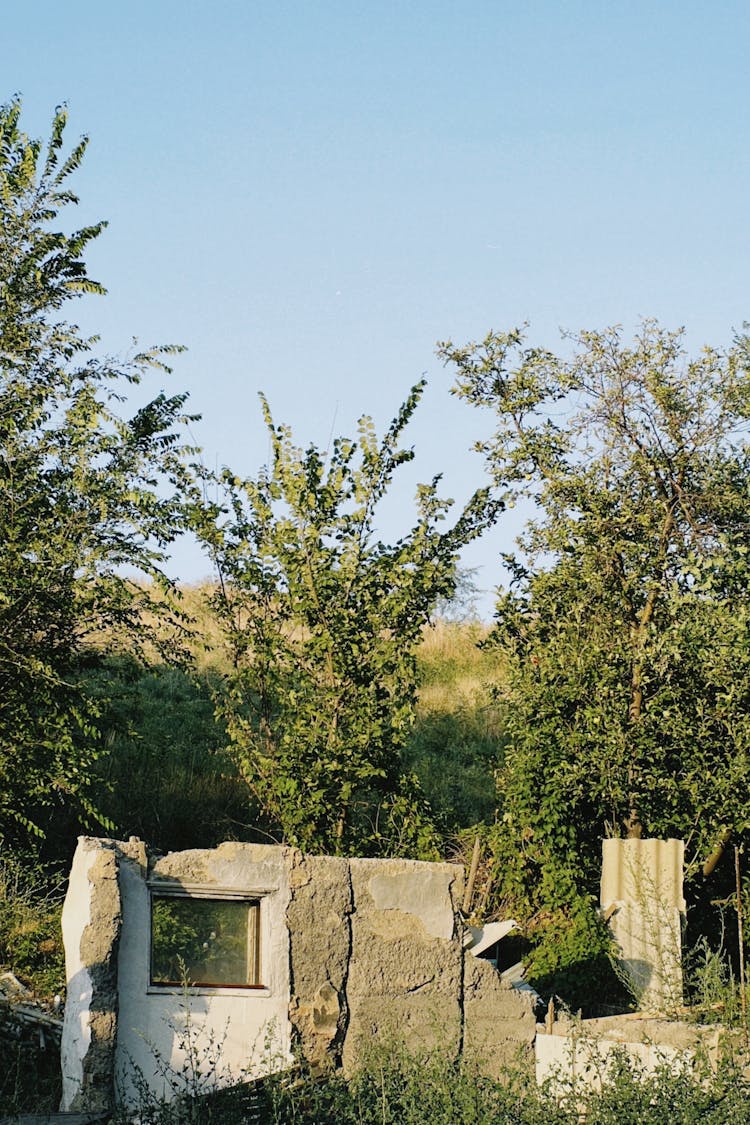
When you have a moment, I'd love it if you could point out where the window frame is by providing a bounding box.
[147,882,266,992]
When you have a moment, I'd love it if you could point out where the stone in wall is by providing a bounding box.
[342,858,463,1072]
[286,852,353,1071]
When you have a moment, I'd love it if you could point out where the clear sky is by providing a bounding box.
[6,2,750,615]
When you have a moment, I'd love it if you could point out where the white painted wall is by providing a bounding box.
[114,845,293,1108]
[60,841,98,1109]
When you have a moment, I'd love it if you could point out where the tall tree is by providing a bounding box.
[0,100,194,844]
[198,386,497,857]
[441,322,750,910]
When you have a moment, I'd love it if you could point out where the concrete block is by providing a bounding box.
[463,955,537,1079]
[343,858,463,1071]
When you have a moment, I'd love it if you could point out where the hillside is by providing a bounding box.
[87,585,506,854]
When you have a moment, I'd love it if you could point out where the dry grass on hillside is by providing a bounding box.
[99,582,507,706]
[416,619,505,717]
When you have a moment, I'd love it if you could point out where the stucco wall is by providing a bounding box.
[61,837,537,1112]
[61,837,123,1112]
[114,841,294,1108]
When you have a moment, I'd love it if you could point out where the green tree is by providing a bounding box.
[0,99,194,845]
[441,321,750,911]
[198,386,497,856]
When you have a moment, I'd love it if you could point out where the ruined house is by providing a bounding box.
[61,833,715,1116]
[61,837,537,1115]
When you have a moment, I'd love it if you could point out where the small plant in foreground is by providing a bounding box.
[113,1031,750,1125]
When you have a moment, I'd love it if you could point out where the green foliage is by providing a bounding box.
[285,1042,551,1125]
[0,854,64,998]
[0,99,195,846]
[442,321,750,912]
[406,621,506,829]
[682,934,750,1025]
[197,386,498,856]
[404,707,502,829]
[85,615,507,853]
[88,658,252,853]
[522,894,630,1015]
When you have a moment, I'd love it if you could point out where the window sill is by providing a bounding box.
[147,984,272,999]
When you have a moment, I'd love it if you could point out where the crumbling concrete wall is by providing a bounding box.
[343,857,464,1071]
[61,838,537,1112]
[286,852,353,1071]
[61,836,136,1113]
[463,956,537,1078]
[536,1014,725,1093]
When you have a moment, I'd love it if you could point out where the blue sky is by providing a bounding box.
[6,2,750,614]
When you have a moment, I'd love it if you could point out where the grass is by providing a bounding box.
[89,657,270,853]
[409,620,506,831]
[82,591,508,850]
[112,1032,750,1124]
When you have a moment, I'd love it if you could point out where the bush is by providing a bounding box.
[0,854,64,1114]
[523,895,632,1016]
[0,1018,62,1117]
[0,854,65,999]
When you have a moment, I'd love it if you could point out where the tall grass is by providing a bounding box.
[409,620,506,830]
[115,1033,750,1125]
[89,658,269,853]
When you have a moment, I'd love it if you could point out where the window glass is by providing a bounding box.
[150,896,260,987]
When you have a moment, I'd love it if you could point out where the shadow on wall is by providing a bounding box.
[526,952,637,1018]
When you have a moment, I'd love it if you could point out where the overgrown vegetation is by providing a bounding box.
[0,97,194,849]
[0,1021,61,1118]
[0,855,64,1116]
[260,1049,750,1125]
[6,96,750,1117]
[194,389,497,857]
[0,854,64,997]
[114,1034,750,1124]
[88,659,254,854]
[442,323,750,920]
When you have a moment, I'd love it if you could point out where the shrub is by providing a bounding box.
[0,854,65,999]
[523,894,632,1016]
[0,855,64,1114]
